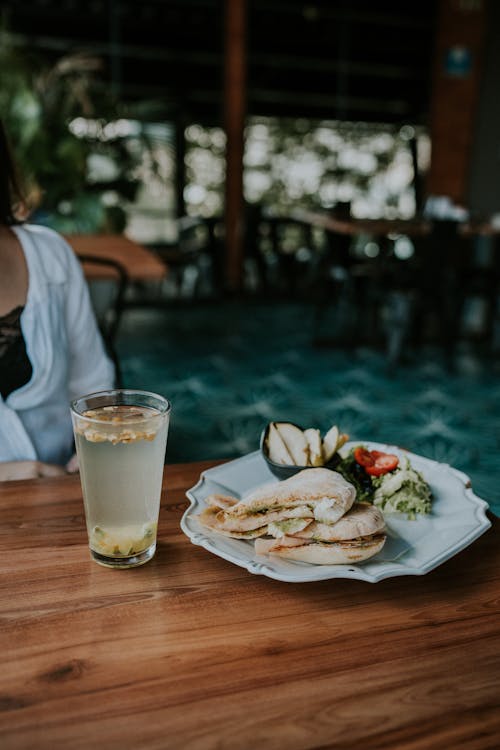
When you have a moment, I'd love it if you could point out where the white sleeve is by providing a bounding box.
[62,241,116,400]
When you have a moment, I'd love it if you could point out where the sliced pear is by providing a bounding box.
[322,424,339,462]
[303,428,324,466]
[336,432,350,452]
[275,422,309,466]
[266,422,295,465]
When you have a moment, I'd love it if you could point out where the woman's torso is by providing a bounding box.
[0,223,115,464]
[0,224,29,315]
[0,304,33,398]
[0,225,76,463]
[0,224,33,399]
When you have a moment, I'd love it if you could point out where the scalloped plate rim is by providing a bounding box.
[180,443,491,583]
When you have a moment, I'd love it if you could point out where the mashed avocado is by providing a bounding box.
[337,450,432,518]
[371,455,432,518]
[268,518,311,537]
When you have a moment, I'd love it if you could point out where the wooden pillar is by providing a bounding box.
[224,0,247,293]
[427,0,487,204]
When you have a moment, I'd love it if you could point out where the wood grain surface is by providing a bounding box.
[1,461,499,750]
[66,234,167,282]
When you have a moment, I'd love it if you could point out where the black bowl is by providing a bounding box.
[260,423,341,480]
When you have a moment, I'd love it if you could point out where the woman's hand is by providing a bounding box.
[0,461,67,481]
[65,453,79,474]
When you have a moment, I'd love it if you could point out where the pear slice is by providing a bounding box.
[322,424,339,462]
[336,432,350,452]
[303,428,324,467]
[266,422,295,465]
[275,422,309,466]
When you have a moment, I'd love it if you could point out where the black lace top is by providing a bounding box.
[0,306,33,399]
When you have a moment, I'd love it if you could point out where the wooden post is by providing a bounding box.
[224,0,247,293]
[427,0,486,203]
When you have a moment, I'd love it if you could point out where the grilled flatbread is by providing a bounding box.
[255,502,386,564]
[197,504,313,534]
[205,494,239,510]
[231,468,356,520]
[197,507,268,539]
[295,503,385,542]
[254,533,386,564]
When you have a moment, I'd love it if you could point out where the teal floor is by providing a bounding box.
[117,301,500,516]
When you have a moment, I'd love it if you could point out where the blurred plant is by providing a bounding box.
[0,33,157,233]
[184,116,428,221]
[243,117,423,219]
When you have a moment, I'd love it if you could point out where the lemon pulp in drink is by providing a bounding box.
[74,404,168,558]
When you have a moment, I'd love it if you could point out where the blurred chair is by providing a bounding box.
[151,216,222,298]
[263,216,317,296]
[79,255,128,387]
[464,232,500,352]
[243,202,269,294]
[383,219,470,364]
[312,227,353,336]
[312,228,383,345]
[380,242,420,365]
[416,219,469,354]
[488,235,500,352]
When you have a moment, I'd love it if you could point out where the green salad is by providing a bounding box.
[371,455,432,517]
[337,447,432,518]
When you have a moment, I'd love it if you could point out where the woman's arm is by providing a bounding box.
[0,461,66,481]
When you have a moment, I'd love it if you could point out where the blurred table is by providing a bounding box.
[66,234,168,281]
[1,461,499,749]
[291,209,431,237]
[292,209,500,240]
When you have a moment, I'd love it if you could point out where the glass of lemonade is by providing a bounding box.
[71,389,171,568]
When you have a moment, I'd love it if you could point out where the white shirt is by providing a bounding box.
[0,224,115,464]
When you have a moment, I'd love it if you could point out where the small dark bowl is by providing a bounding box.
[260,423,341,480]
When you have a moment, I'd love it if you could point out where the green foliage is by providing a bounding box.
[184,116,423,220]
[0,37,150,233]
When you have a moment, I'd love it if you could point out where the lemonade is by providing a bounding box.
[72,393,170,568]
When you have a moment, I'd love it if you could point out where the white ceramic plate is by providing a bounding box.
[180,443,491,583]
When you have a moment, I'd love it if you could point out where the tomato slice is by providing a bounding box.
[365,453,399,476]
[353,447,374,467]
[354,447,399,476]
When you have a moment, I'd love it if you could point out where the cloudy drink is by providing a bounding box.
[71,391,171,568]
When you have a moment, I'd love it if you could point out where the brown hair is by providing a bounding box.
[0,120,25,225]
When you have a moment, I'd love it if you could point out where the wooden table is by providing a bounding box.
[66,234,168,282]
[291,209,431,237]
[1,461,499,749]
[291,209,500,240]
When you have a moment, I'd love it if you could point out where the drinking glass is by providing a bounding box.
[71,389,171,568]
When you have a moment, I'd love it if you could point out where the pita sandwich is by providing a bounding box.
[229,468,356,519]
[197,468,356,535]
[254,502,386,564]
[196,468,385,565]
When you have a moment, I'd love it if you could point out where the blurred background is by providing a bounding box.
[1,0,499,510]
[1,0,434,236]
